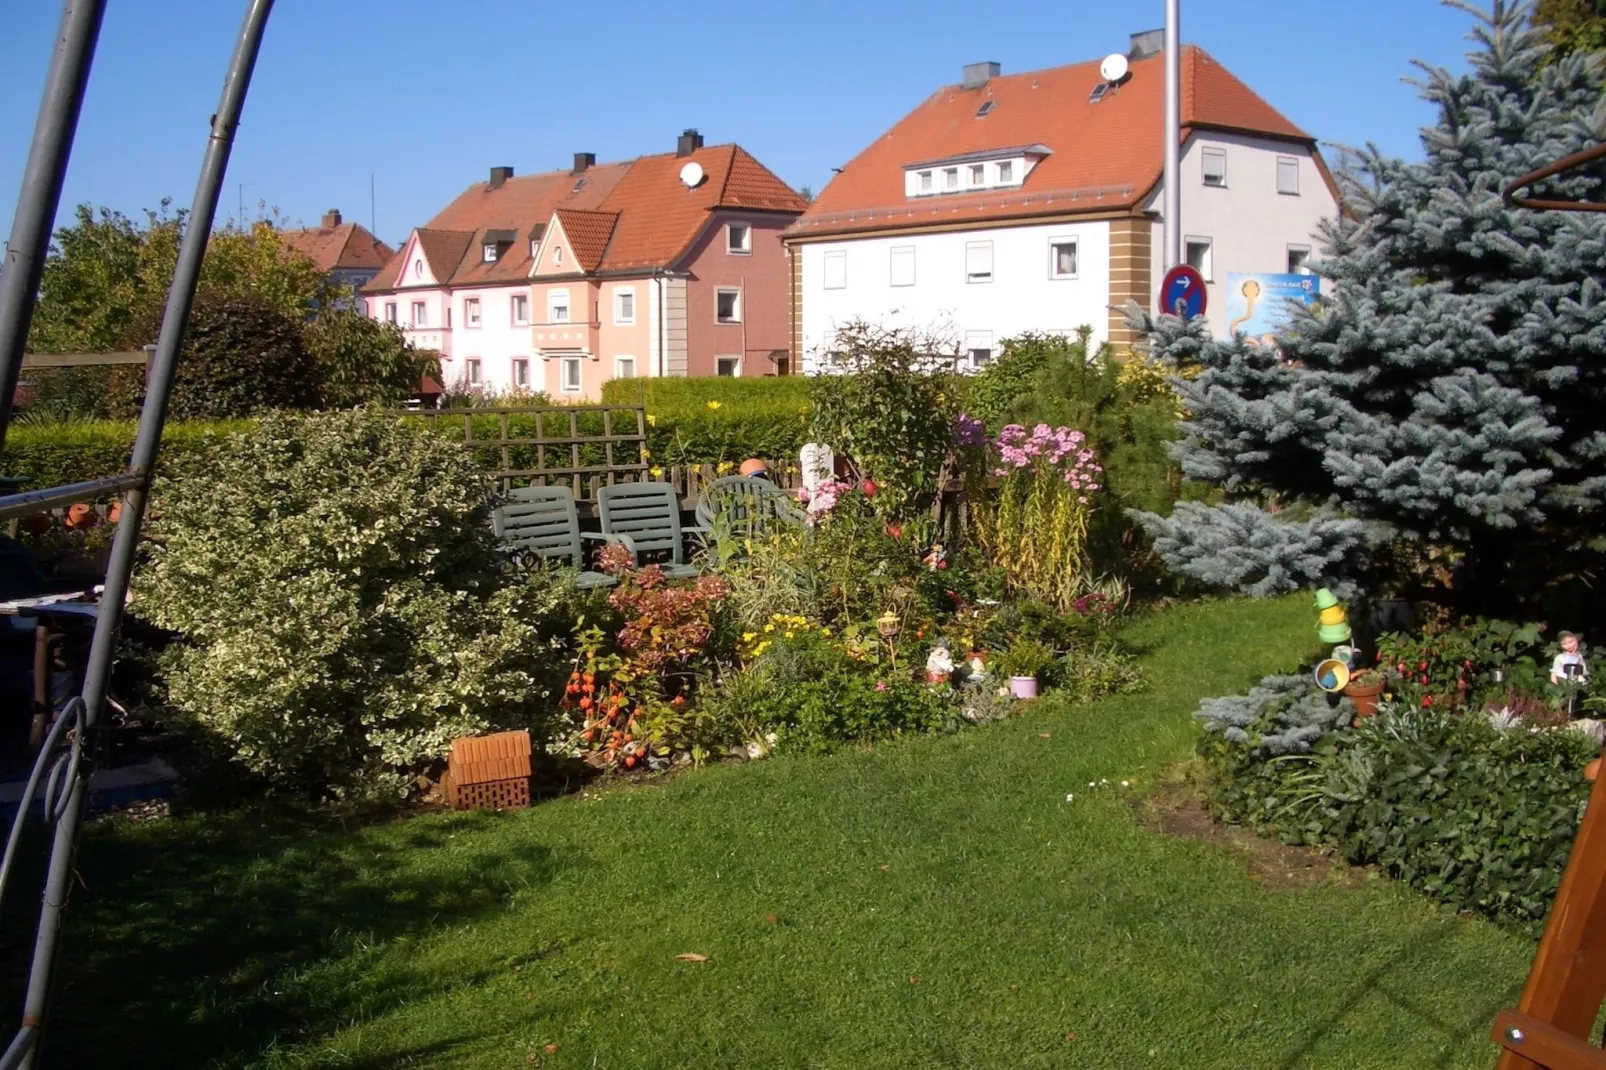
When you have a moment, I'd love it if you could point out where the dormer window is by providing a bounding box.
[905,144,1048,199]
[530,239,540,259]
[969,164,985,186]
[919,171,932,192]
[997,161,1013,183]
[483,244,498,262]
[944,168,959,190]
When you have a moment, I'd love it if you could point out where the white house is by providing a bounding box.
[783,34,1340,371]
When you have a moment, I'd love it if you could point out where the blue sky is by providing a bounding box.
[1,0,1476,248]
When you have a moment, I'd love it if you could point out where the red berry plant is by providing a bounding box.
[563,542,731,770]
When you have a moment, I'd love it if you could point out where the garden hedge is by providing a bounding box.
[601,376,810,466]
[3,377,816,489]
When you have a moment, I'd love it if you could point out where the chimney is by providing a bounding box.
[676,129,704,157]
[321,209,342,228]
[962,61,1001,89]
[572,152,595,174]
[1129,29,1164,60]
[488,166,514,190]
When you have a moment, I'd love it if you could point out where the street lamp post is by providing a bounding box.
[1162,0,1181,271]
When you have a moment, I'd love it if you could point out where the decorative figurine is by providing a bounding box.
[1552,631,1590,685]
[966,650,989,679]
[925,640,954,685]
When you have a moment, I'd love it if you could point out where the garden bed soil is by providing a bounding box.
[1135,776,1369,892]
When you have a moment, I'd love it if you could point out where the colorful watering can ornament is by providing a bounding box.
[1314,588,1351,644]
[1314,657,1351,693]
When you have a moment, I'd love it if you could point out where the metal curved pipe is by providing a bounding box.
[1502,141,1606,212]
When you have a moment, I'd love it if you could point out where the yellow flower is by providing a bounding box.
[647,413,658,426]
[650,466,663,477]
[822,628,833,637]
[707,400,723,411]
[641,448,651,459]
[784,631,795,639]
[764,623,775,632]
[742,631,757,642]
[717,461,734,474]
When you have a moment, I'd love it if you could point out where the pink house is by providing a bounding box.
[363,130,806,399]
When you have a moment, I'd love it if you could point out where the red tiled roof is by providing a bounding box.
[279,222,394,273]
[551,209,619,272]
[788,46,1315,239]
[365,162,630,292]
[587,144,807,272]
[366,144,807,290]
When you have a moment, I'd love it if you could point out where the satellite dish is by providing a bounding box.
[679,161,705,188]
[1099,52,1129,83]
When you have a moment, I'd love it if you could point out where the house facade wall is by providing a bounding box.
[446,282,538,392]
[1144,133,1337,339]
[793,217,1116,374]
[680,212,793,378]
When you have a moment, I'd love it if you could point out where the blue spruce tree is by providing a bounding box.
[1133,0,1606,619]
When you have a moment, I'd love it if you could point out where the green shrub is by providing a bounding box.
[133,409,578,801]
[303,308,440,409]
[108,292,321,419]
[1201,704,1596,931]
[602,375,811,467]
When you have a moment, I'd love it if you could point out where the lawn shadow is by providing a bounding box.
[1273,923,1522,1069]
[0,804,564,1068]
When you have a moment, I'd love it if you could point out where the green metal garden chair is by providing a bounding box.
[596,481,703,579]
[693,475,805,535]
[492,485,624,590]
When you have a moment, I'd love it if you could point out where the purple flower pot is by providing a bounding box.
[1009,675,1038,700]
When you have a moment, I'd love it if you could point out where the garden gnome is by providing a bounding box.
[966,650,989,679]
[739,458,771,481]
[1551,631,1590,686]
[925,640,954,685]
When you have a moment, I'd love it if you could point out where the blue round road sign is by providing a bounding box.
[1159,264,1207,319]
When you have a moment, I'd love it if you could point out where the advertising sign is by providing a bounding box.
[1224,273,1320,344]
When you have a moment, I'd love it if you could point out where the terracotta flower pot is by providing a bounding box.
[1344,679,1385,719]
[64,503,95,529]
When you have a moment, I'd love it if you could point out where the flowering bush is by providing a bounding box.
[796,476,856,525]
[971,420,1105,611]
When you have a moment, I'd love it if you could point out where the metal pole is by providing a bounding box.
[10,3,276,1064]
[1163,0,1182,271]
[0,0,109,455]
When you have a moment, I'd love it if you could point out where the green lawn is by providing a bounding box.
[27,596,1534,1068]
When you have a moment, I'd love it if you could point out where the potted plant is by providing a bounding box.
[1345,668,1386,719]
[994,639,1055,700]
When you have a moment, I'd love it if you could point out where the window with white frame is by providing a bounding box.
[410,301,426,326]
[944,167,959,190]
[560,356,582,392]
[512,358,530,387]
[384,302,397,324]
[919,170,933,192]
[511,294,530,325]
[464,297,481,328]
[548,289,570,324]
[614,356,636,379]
[465,358,482,385]
[482,244,497,263]
[823,250,846,290]
[614,287,636,324]
[1288,245,1311,274]
[964,330,993,369]
[965,241,993,284]
[889,245,915,287]
[727,224,751,254]
[1277,155,1300,195]
[1049,238,1078,279]
[1185,237,1214,281]
[716,356,741,377]
[716,288,742,323]
[1202,147,1227,187]
[969,164,985,186]
[530,239,540,259]
[997,160,1013,184]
